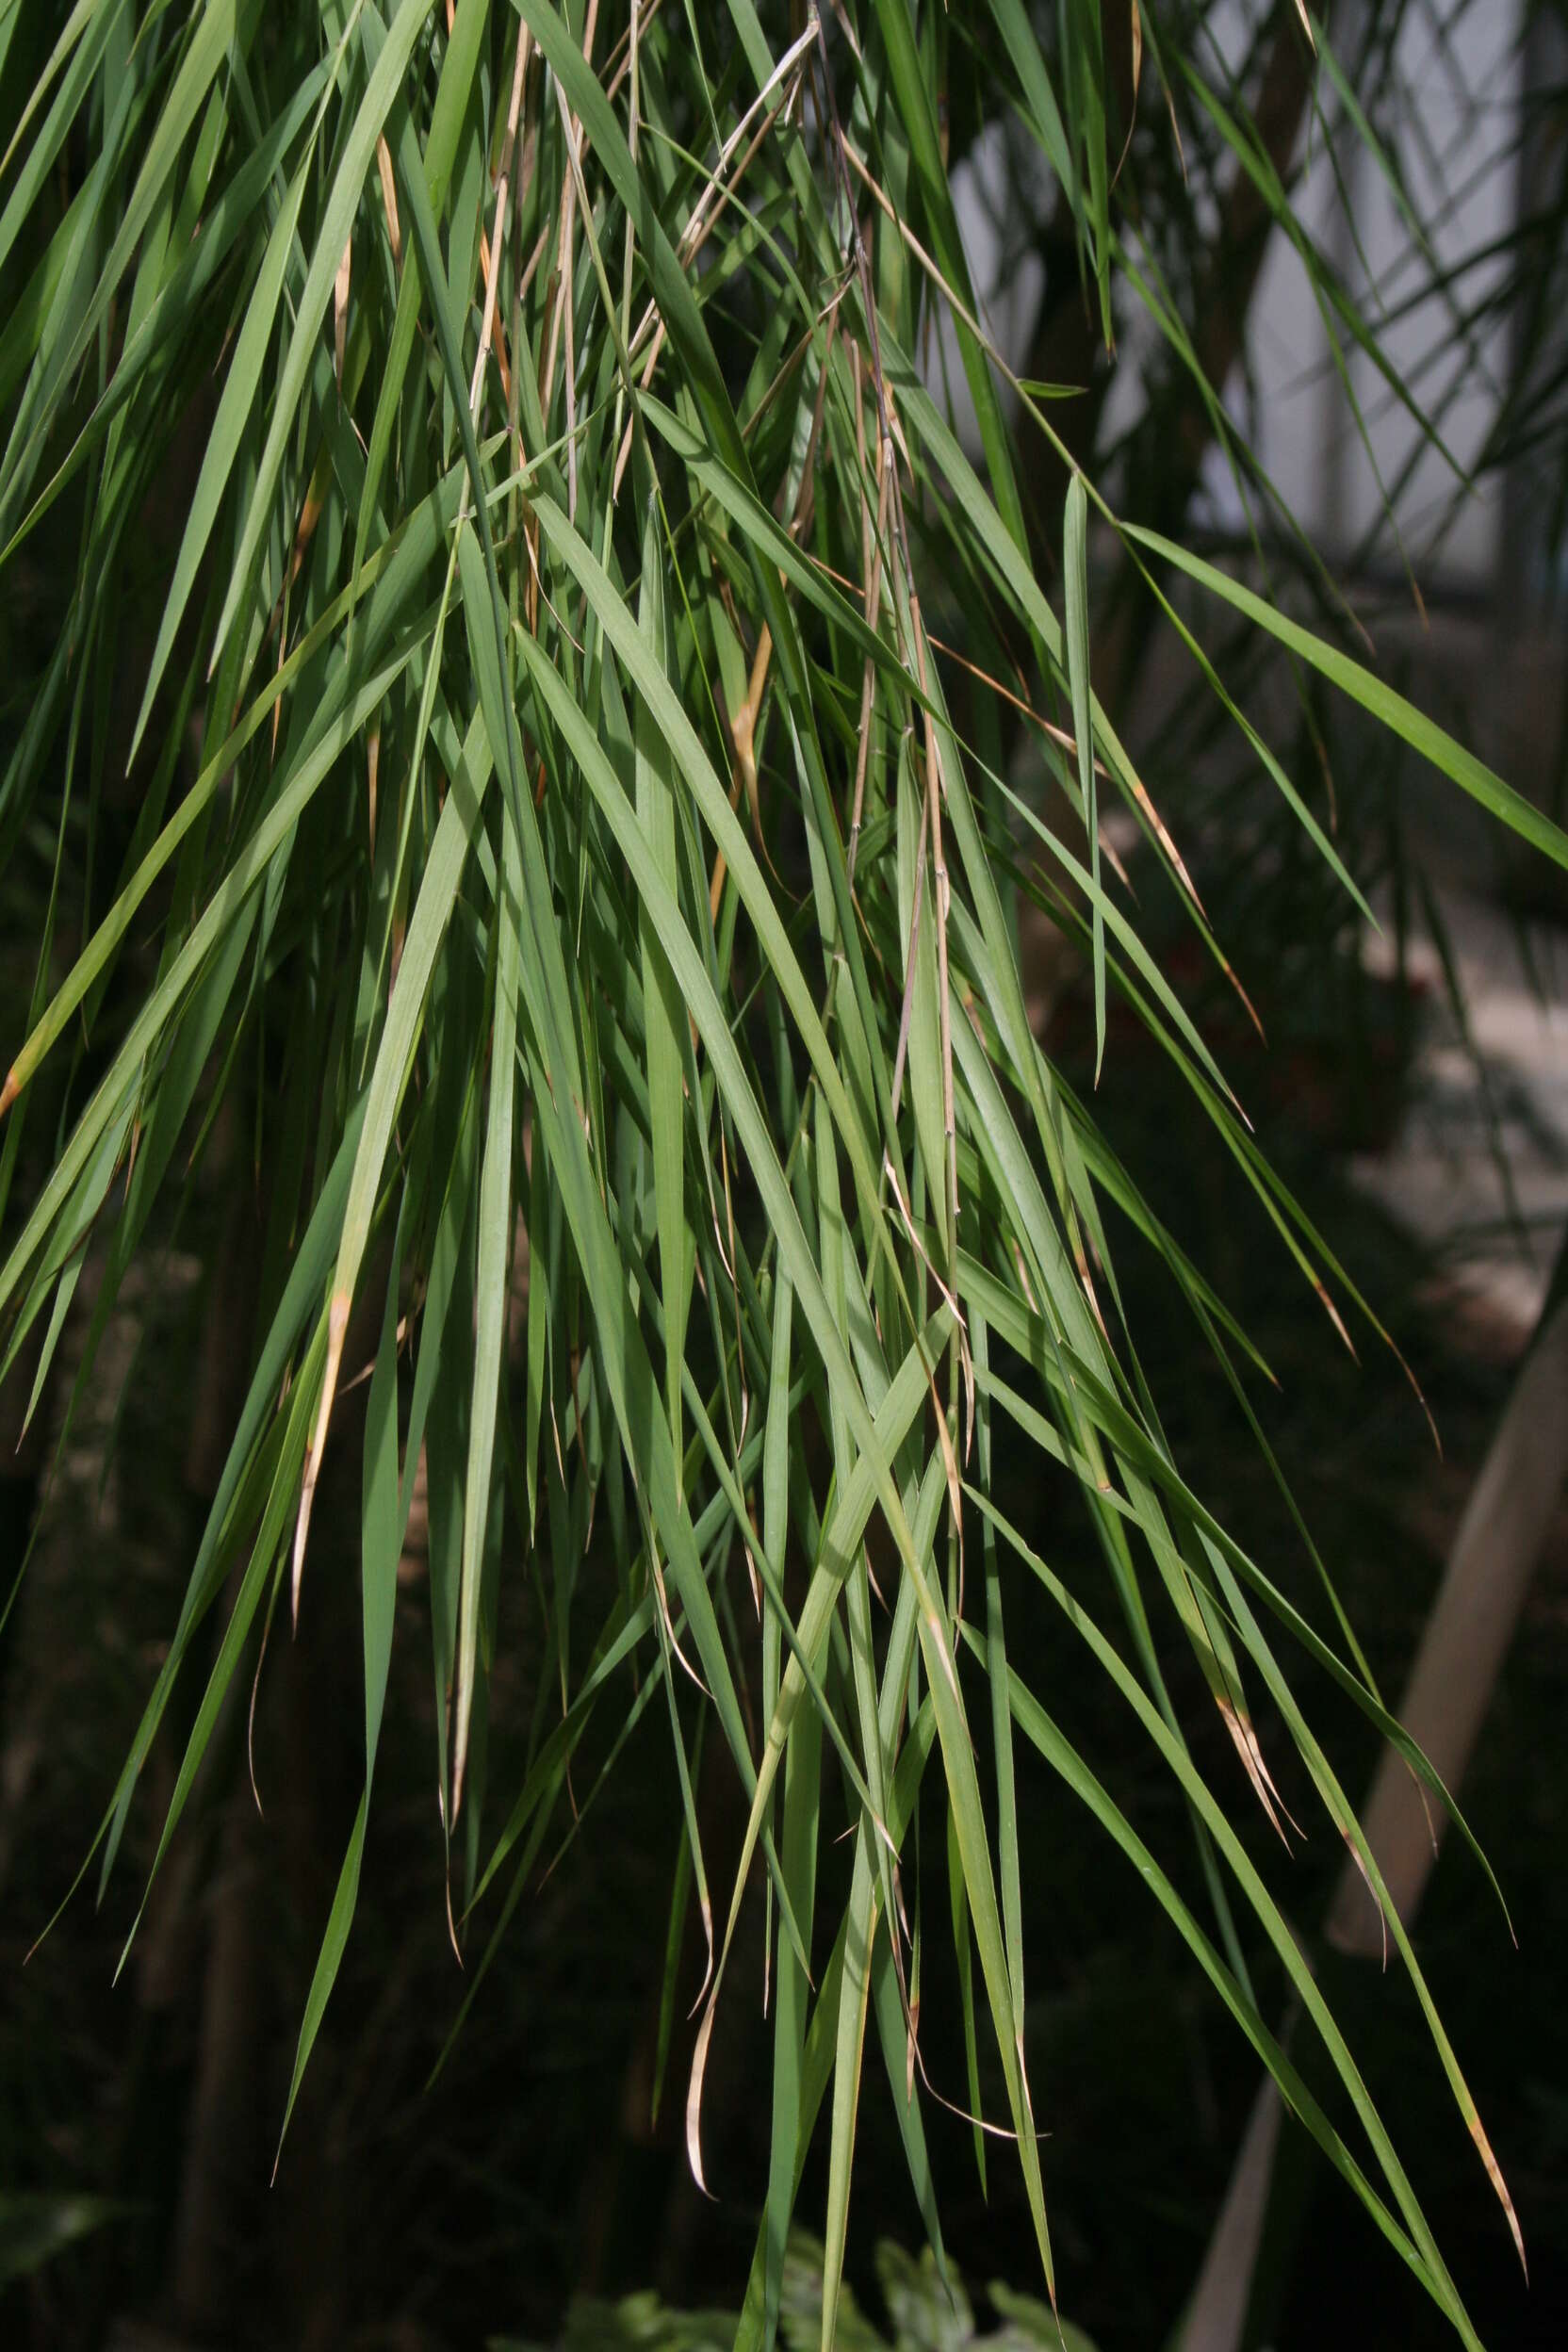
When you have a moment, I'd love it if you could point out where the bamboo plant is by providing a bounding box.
[0,4,1561,2346]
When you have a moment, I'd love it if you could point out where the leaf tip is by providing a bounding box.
[686,1997,719,2200]
[1312,1275,1357,1362]
[1470,2114,1527,2279]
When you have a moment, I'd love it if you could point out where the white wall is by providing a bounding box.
[938,1,1527,592]
[1204,0,1523,585]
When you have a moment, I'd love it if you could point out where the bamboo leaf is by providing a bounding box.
[1063,473,1103,1079]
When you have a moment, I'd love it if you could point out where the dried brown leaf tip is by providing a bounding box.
[1217,1695,1299,1847]
[1470,2113,1527,2279]
[685,1995,719,2198]
[1312,1273,1358,1360]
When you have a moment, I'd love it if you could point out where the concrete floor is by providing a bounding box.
[1353,876,1568,1336]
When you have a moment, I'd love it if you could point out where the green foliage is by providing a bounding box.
[498,2232,1100,2352]
[0,6,1560,2346]
[0,2192,126,2289]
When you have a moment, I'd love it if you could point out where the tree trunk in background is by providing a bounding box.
[1181,1263,1568,2352]
[1021,5,1329,707]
